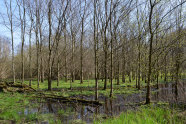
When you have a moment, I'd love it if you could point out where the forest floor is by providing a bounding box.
[0,77,186,124]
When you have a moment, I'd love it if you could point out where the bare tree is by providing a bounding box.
[34,0,40,88]
[27,0,34,86]
[47,0,52,90]
[53,0,69,86]
[79,0,87,84]
[17,0,26,84]
[64,17,67,83]
[136,0,141,90]
[38,0,44,83]
[109,0,113,97]
[3,0,16,83]
[175,0,184,96]
[146,0,156,104]
[103,0,109,90]
[94,0,98,100]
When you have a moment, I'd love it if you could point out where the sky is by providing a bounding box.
[0,0,25,50]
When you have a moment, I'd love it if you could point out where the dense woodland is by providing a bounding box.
[0,0,186,111]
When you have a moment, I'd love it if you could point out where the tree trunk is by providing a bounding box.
[146,1,154,104]
[164,56,167,82]
[122,39,125,84]
[80,18,84,84]
[94,0,98,101]
[29,19,33,87]
[64,18,67,82]
[48,0,52,91]
[110,0,113,97]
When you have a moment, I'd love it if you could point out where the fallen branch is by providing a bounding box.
[0,82,36,93]
[34,93,102,106]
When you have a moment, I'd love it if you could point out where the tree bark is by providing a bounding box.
[94,0,98,101]
[146,0,155,104]
[110,0,113,97]
[48,0,52,91]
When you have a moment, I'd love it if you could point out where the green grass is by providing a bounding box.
[94,105,185,124]
[58,108,75,116]
[0,78,143,123]
[0,93,69,123]
[0,93,184,124]
[17,77,143,97]
[23,79,143,97]
[0,93,33,123]
[23,74,174,89]
[1,75,185,123]
[18,74,175,97]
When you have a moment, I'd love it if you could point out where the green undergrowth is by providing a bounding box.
[19,75,174,98]
[0,93,32,123]
[0,93,78,123]
[1,76,184,123]
[0,93,185,124]
[35,83,142,98]
[16,76,145,90]
[94,104,185,124]
[21,78,145,97]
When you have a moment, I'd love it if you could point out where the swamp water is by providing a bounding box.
[23,82,186,123]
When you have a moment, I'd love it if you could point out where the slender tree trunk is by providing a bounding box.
[155,8,159,89]
[137,40,141,89]
[57,55,59,86]
[71,35,75,84]
[38,2,44,83]
[29,20,33,86]
[80,18,84,84]
[122,38,125,83]
[21,35,24,85]
[103,0,108,90]
[64,18,67,82]
[35,0,40,88]
[80,0,86,84]
[146,1,155,104]
[17,0,26,85]
[94,0,98,100]
[11,27,15,84]
[6,0,16,84]
[104,45,107,90]
[39,25,44,83]
[156,72,159,88]
[136,0,141,90]
[36,36,40,87]
[129,72,131,83]
[175,60,179,96]
[48,0,52,91]
[110,0,113,97]
[70,0,74,86]
[70,26,75,86]
[138,53,141,89]
[117,58,120,85]
[164,56,167,82]
[115,32,119,85]
[175,1,183,96]
[71,39,74,83]
[110,38,113,97]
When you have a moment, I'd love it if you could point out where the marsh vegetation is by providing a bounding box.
[0,0,186,123]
